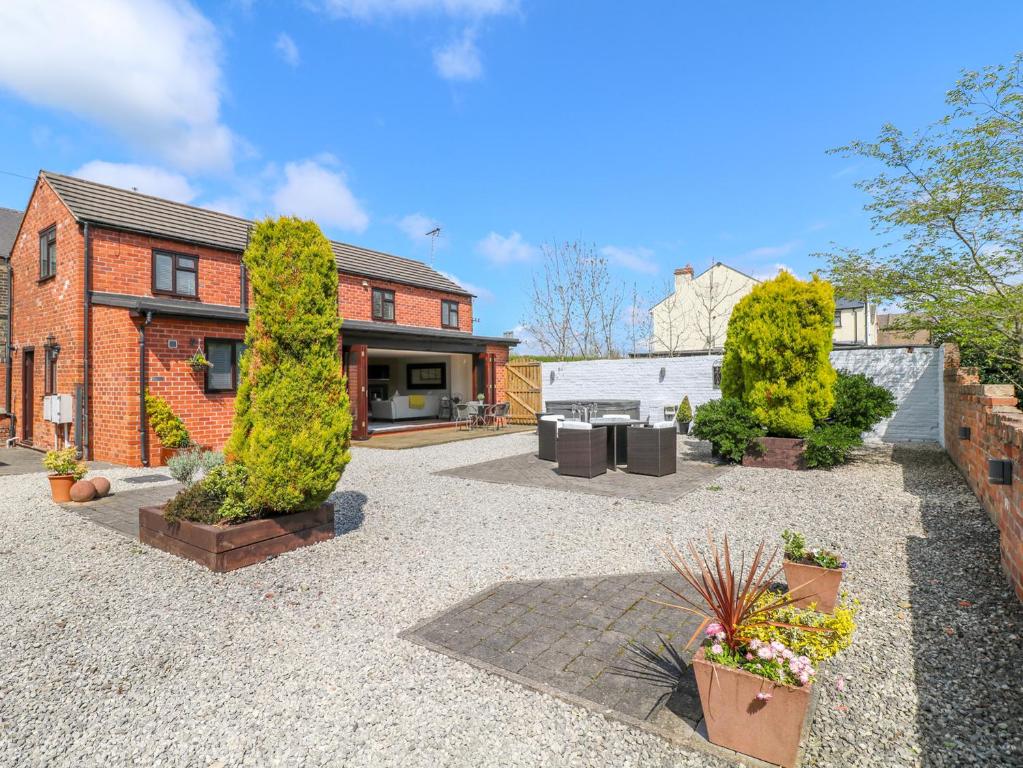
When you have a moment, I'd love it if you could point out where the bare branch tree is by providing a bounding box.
[523,241,626,358]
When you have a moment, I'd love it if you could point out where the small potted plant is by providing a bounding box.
[145,390,192,465]
[43,447,87,502]
[187,347,211,370]
[675,395,692,435]
[661,536,830,767]
[781,529,846,613]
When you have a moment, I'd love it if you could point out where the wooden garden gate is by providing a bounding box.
[505,360,542,424]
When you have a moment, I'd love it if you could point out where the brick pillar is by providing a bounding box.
[348,344,368,440]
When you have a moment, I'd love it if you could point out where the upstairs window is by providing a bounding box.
[153,250,198,297]
[441,300,459,329]
[205,339,245,393]
[372,288,395,321]
[39,226,56,280]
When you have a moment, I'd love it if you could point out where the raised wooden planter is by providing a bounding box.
[742,436,805,471]
[139,502,334,572]
[692,647,815,767]
[783,559,844,613]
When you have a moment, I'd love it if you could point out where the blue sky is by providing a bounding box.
[0,1,1020,343]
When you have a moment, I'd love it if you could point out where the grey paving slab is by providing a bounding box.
[435,450,730,504]
[60,483,182,539]
[0,446,118,477]
[402,571,786,765]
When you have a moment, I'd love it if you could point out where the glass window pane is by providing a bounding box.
[176,268,196,296]
[207,342,234,390]
[178,256,196,271]
[372,291,382,317]
[154,254,173,291]
[48,241,56,274]
[384,299,394,320]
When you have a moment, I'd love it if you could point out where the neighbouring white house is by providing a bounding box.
[647,262,878,355]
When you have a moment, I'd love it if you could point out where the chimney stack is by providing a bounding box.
[674,264,694,291]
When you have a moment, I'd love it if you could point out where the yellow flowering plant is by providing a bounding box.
[744,591,859,664]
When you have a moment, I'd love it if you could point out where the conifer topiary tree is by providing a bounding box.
[720,272,836,437]
[225,217,351,513]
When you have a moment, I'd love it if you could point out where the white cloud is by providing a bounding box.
[751,263,800,281]
[318,0,515,20]
[476,231,537,264]
[433,29,483,81]
[397,212,441,246]
[0,0,236,173]
[201,196,249,217]
[272,160,369,232]
[600,245,658,275]
[275,32,300,67]
[439,270,493,300]
[73,161,198,203]
[742,240,802,259]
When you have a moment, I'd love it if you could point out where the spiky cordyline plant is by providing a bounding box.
[659,534,822,652]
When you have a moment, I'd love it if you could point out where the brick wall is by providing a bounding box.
[337,273,472,331]
[9,178,85,452]
[943,345,1023,601]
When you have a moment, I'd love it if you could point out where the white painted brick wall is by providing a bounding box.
[542,346,940,442]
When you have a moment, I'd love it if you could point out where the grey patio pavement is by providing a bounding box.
[436,450,730,504]
[60,478,181,538]
[403,572,793,766]
[0,446,117,477]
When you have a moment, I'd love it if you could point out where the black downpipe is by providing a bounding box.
[82,222,92,459]
[4,256,13,441]
[138,310,152,466]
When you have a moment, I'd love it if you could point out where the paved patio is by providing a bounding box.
[60,478,180,538]
[436,450,730,504]
[0,446,116,476]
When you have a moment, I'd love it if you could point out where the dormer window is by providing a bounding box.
[153,250,197,298]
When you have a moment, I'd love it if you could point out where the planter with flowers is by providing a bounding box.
[187,347,211,371]
[43,448,87,502]
[661,535,856,767]
[781,529,846,613]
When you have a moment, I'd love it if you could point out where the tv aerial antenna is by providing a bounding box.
[425,226,441,264]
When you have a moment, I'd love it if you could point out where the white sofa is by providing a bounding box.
[370,394,442,420]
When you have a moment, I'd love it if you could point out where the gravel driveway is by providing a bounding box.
[1,435,1019,768]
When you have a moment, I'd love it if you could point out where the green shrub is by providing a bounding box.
[167,448,224,487]
[781,528,843,568]
[163,463,250,524]
[43,447,86,480]
[691,397,765,462]
[675,395,692,423]
[804,424,863,469]
[225,217,352,514]
[721,272,837,437]
[145,391,190,448]
[829,370,897,432]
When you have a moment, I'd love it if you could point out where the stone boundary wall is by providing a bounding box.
[943,345,1023,601]
[542,346,941,442]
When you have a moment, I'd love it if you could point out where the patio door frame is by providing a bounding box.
[21,347,34,444]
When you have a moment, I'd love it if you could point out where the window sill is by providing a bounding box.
[153,289,199,300]
[371,317,397,324]
[37,275,56,284]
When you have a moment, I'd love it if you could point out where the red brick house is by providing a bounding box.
[2,171,516,465]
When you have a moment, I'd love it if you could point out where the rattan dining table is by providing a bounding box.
[588,417,643,470]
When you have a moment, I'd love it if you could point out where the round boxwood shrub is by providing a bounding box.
[829,370,897,432]
[225,217,352,514]
[691,397,765,463]
[803,424,863,469]
[721,272,837,438]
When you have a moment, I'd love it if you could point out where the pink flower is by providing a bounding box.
[745,652,754,661]
[798,671,810,685]
[705,622,723,637]
[711,643,723,655]
[781,648,794,660]
[755,692,772,701]
[715,631,726,641]
[835,676,846,692]
[757,646,774,660]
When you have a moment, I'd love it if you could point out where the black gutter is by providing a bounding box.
[138,310,152,466]
[81,222,91,459]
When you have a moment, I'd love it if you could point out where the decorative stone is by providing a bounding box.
[91,477,111,497]
[70,480,97,503]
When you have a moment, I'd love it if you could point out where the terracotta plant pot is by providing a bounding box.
[783,559,844,613]
[48,474,76,503]
[692,647,813,768]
